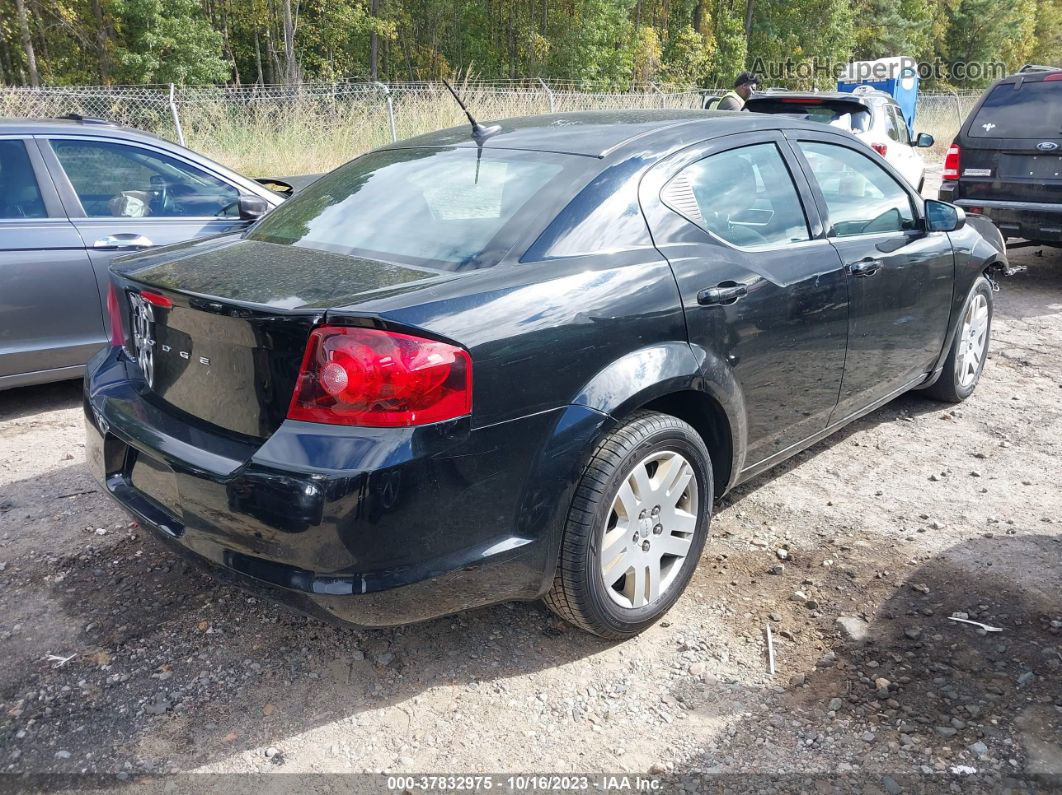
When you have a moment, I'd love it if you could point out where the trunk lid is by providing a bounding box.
[113,236,451,439]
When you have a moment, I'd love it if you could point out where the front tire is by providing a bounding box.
[925,277,993,403]
[543,411,713,639]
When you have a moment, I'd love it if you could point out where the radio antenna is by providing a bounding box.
[440,78,501,143]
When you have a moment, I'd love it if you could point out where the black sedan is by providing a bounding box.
[84,110,1008,638]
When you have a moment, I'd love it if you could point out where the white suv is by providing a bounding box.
[745,88,934,191]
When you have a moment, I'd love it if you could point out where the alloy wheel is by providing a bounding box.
[599,450,699,609]
[957,293,989,388]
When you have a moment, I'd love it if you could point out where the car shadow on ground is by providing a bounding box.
[0,379,83,423]
[720,390,949,513]
[668,532,1062,789]
[0,373,1022,774]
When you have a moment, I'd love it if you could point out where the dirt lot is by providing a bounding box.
[1,242,1060,788]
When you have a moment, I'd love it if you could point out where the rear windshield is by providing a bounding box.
[248,147,572,270]
[969,80,1062,138]
[747,99,871,132]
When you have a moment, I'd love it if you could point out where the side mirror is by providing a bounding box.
[925,199,966,232]
[238,195,270,221]
[914,132,934,148]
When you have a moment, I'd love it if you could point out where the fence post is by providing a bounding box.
[649,82,665,108]
[375,81,397,143]
[168,83,185,147]
[949,90,962,128]
[537,77,555,113]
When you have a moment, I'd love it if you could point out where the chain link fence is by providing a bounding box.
[0,80,982,176]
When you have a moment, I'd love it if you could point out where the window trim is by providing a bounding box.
[784,129,926,240]
[646,130,827,254]
[38,134,255,221]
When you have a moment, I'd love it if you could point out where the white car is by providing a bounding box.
[745,88,934,191]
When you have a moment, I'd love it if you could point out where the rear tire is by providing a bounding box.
[543,411,713,639]
[925,277,993,403]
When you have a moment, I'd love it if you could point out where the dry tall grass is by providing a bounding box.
[0,82,975,177]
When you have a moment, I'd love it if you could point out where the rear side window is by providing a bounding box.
[0,140,46,219]
[661,142,810,248]
[249,147,570,270]
[969,80,1062,138]
[747,99,871,133]
[798,141,914,237]
[885,106,910,144]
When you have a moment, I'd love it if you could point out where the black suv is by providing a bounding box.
[939,65,1062,246]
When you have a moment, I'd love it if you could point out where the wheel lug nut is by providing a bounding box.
[653,523,663,535]
[651,505,660,516]
[632,533,639,543]
[641,540,650,552]
[638,509,647,520]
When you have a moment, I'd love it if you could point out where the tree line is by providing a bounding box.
[1,0,1059,89]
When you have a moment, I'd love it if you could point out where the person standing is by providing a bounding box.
[706,72,759,110]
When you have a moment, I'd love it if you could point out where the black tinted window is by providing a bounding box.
[0,140,46,219]
[799,141,914,237]
[662,143,810,248]
[969,80,1062,138]
[249,148,570,270]
[747,99,871,132]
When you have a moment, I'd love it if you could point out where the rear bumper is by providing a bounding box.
[84,347,602,627]
[939,182,1062,242]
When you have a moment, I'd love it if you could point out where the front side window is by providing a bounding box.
[51,140,239,218]
[249,147,570,270]
[798,141,915,237]
[661,142,810,248]
[0,140,46,219]
[888,106,910,144]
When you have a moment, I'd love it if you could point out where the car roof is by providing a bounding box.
[0,116,167,143]
[382,109,851,159]
[748,90,889,106]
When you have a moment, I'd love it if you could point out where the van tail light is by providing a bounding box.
[943,144,961,179]
[287,326,472,427]
[106,283,124,347]
[871,142,888,156]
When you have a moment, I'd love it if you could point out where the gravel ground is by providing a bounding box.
[1,229,1060,787]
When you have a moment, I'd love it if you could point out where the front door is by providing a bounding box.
[641,132,850,469]
[40,136,252,305]
[789,134,954,421]
[0,138,102,381]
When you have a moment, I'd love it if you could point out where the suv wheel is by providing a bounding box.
[544,411,713,639]
[925,276,993,403]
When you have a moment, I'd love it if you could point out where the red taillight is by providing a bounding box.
[287,326,472,427]
[106,283,124,347]
[139,290,173,309]
[943,144,961,179]
[871,142,888,156]
[1044,72,1062,81]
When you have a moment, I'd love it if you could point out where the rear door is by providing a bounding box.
[39,136,253,305]
[959,77,1062,204]
[640,131,850,469]
[0,137,103,381]
[789,131,953,420]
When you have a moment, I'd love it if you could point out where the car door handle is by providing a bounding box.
[93,234,154,250]
[697,283,748,306]
[847,258,883,277]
